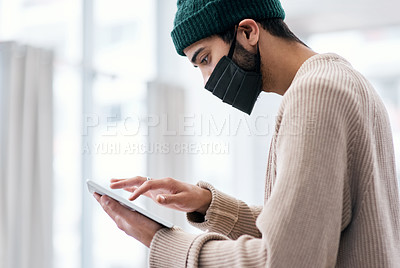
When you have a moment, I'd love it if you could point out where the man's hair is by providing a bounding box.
[216,18,307,47]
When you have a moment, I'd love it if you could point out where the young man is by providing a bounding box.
[94,0,400,267]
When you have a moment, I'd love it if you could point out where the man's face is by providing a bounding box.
[184,35,260,87]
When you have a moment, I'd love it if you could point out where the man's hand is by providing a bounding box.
[110,176,212,215]
[93,193,163,247]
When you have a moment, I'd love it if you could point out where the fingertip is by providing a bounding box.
[93,193,100,201]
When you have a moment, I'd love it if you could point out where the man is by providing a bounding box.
[94,0,400,267]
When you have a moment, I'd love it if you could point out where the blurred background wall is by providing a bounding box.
[0,0,399,267]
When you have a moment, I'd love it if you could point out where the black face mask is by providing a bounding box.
[204,29,262,115]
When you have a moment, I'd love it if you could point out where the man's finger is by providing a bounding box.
[93,192,101,202]
[110,178,124,183]
[110,176,146,189]
[98,195,148,235]
[99,195,131,221]
[122,186,137,193]
[128,179,172,201]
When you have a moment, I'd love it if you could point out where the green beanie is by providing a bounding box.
[171,0,285,56]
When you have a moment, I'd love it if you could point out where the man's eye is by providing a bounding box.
[201,56,208,64]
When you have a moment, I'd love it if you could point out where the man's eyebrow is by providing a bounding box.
[191,47,205,64]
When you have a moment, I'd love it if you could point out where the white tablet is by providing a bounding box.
[87,179,174,228]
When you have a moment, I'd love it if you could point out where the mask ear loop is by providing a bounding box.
[255,42,261,73]
[227,26,238,59]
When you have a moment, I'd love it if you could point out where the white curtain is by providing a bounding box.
[0,42,53,268]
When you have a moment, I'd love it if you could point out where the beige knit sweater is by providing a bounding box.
[149,53,400,267]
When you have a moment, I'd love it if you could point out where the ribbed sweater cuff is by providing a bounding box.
[187,181,239,236]
[149,227,198,268]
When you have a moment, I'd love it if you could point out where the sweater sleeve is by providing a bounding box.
[186,181,262,239]
[149,75,358,267]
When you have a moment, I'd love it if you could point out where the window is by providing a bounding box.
[90,2,155,266]
[0,0,155,267]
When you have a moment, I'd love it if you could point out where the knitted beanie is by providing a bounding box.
[171,0,285,56]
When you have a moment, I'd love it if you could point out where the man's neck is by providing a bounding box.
[259,32,317,96]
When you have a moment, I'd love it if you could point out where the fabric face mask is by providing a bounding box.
[204,29,262,115]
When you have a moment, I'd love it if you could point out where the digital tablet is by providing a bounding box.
[87,179,174,228]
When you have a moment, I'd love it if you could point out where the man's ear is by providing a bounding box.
[237,19,259,52]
